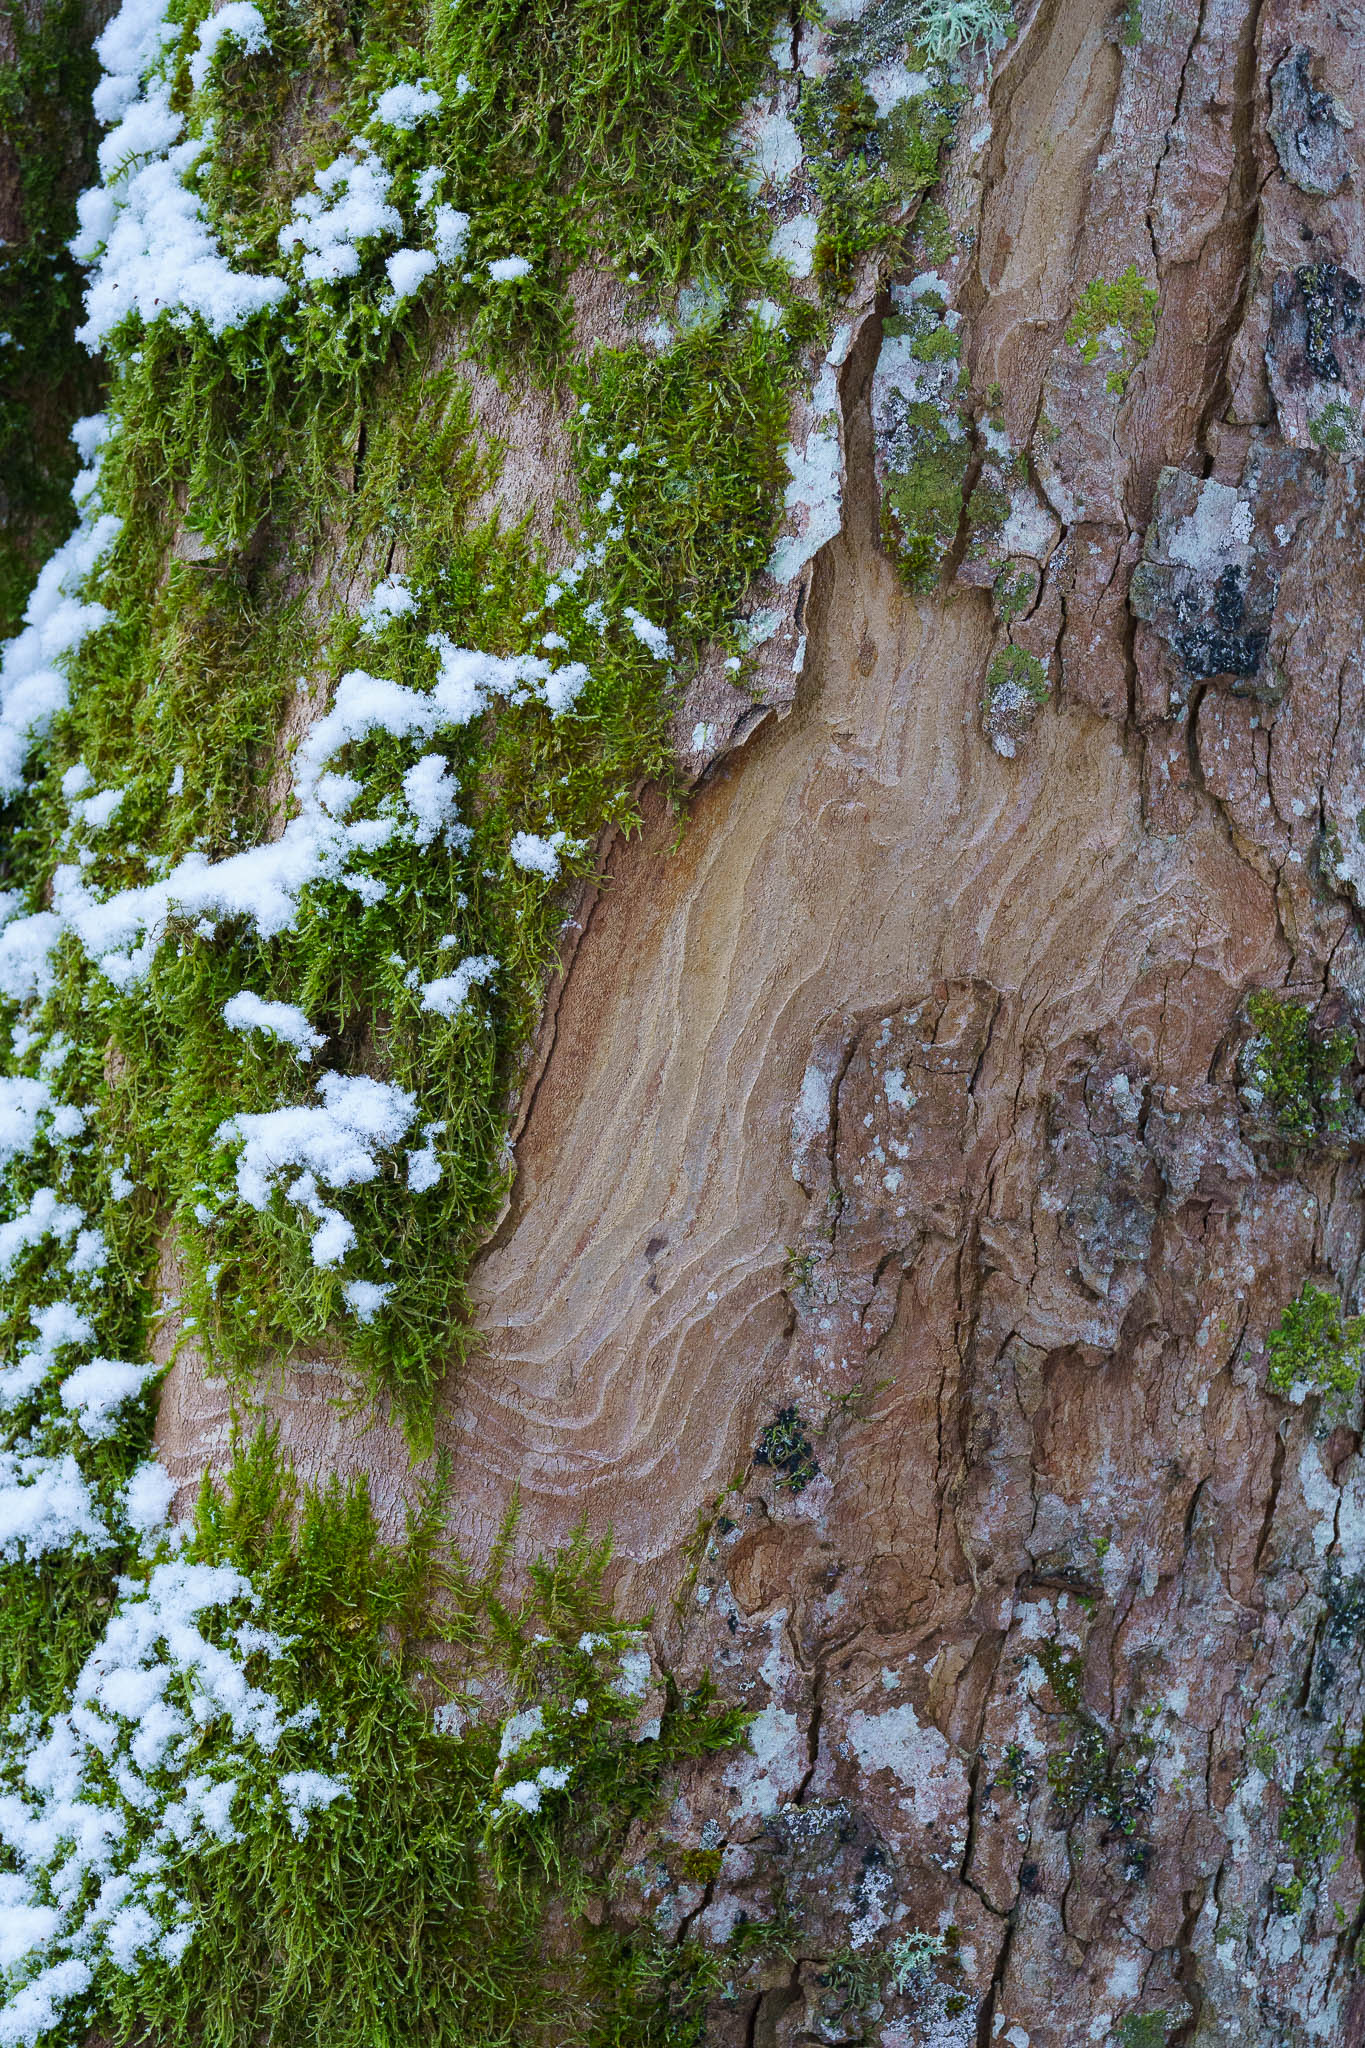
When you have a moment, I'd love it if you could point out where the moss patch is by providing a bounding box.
[1240,992,1356,1148]
[1265,1281,1363,1411]
[1064,265,1158,396]
[880,397,969,591]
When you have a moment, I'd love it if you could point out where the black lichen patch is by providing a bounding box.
[1298,261,1362,383]
[1171,563,1269,680]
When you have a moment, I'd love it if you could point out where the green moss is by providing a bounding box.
[1274,1759,1347,1914]
[1265,1282,1363,1409]
[1242,991,1356,1147]
[1064,265,1158,396]
[19,1425,747,2047]
[964,476,1010,557]
[915,198,954,264]
[983,645,1048,709]
[880,399,969,591]
[754,1405,820,1493]
[1119,0,1143,46]
[0,0,105,635]
[910,321,961,363]
[1309,400,1356,457]
[992,562,1038,626]
[1037,1642,1084,1713]
[1117,2017,1170,2048]
[796,19,964,304]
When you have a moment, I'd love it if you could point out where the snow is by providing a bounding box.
[0,1187,82,1277]
[401,753,465,848]
[497,1705,544,1761]
[60,1357,160,1439]
[0,912,62,1003]
[622,608,672,660]
[73,99,288,346]
[0,1554,344,2044]
[341,1277,391,1322]
[187,3,269,92]
[278,1770,350,1835]
[405,1137,442,1192]
[121,1461,175,1534]
[279,147,401,285]
[420,954,496,1019]
[431,205,470,262]
[487,255,531,282]
[0,1448,109,1563]
[222,991,325,1061]
[92,0,176,124]
[383,246,437,306]
[0,424,118,797]
[0,1302,93,1412]
[500,1777,542,1813]
[509,830,568,879]
[72,785,124,829]
[0,1076,52,1170]
[357,575,415,636]
[371,82,442,131]
[217,1072,416,1265]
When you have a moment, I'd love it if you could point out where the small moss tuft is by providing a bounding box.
[1241,992,1356,1147]
[1265,1282,1363,1410]
[880,399,969,590]
[1064,265,1158,395]
[754,1405,820,1493]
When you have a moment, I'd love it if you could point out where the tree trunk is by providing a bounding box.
[5,0,1365,2041]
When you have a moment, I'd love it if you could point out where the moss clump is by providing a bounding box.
[795,15,965,304]
[754,1405,820,1493]
[1064,265,1158,395]
[964,475,1011,558]
[1241,992,1355,1147]
[1117,2017,1170,2048]
[984,645,1049,706]
[1265,1282,1363,1409]
[1119,0,1144,45]
[915,198,955,264]
[1274,1759,1347,1914]
[982,645,1048,756]
[20,1426,747,2047]
[880,399,969,590]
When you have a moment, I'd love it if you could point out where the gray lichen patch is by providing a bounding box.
[1268,47,1355,199]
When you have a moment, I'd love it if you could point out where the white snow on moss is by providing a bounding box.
[370,81,442,131]
[187,3,269,92]
[419,954,496,1020]
[222,991,325,1062]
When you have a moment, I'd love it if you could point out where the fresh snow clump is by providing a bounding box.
[222,992,326,1061]
[187,3,269,90]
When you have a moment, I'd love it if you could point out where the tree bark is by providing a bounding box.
[18,0,1365,2039]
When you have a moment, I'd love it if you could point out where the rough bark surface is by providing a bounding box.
[152,0,1365,2039]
